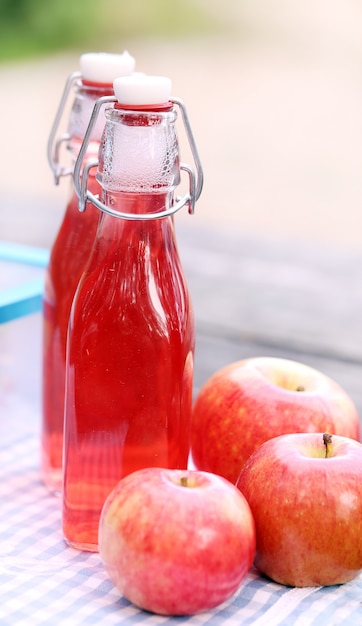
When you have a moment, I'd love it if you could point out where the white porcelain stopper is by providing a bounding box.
[80,51,136,84]
[113,75,172,106]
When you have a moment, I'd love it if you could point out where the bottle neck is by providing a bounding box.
[97,107,180,201]
[93,194,178,262]
[68,81,114,160]
[102,191,175,217]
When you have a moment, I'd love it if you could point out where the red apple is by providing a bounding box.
[236,432,362,586]
[191,357,360,484]
[98,467,256,615]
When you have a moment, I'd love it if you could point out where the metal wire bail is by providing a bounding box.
[73,95,203,220]
[47,71,81,185]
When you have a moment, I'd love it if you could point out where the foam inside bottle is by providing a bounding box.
[98,75,180,193]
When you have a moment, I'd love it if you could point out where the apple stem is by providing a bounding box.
[323,433,333,458]
[180,476,189,487]
[295,386,305,391]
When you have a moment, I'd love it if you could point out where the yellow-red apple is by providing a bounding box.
[98,467,256,615]
[191,357,360,484]
[236,432,362,586]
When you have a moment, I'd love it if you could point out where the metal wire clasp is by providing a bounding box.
[73,96,203,220]
[47,71,81,185]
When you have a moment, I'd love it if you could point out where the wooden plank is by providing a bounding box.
[194,331,362,418]
[177,225,362,417]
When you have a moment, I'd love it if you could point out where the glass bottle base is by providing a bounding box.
[41,466,62,497]
[63,537,99,553]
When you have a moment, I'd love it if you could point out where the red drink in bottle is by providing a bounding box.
[42,169,100,491]
[63,76,202,550]
[42,53,136,493]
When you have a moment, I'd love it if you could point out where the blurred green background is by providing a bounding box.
[0,0,224,62]
[2,1,362,253]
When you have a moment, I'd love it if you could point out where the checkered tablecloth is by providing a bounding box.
[1,431,362,626]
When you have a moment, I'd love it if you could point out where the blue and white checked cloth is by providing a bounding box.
[1,433,362,625]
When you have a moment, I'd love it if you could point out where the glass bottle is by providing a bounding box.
[42,52,136,494]
[62,75,203,551]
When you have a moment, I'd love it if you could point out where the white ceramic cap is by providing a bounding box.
[80,51,136,84]
[113,75,172,106]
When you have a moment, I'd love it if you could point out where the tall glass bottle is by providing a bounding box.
[62,75,203,551]
[42,52,136,494]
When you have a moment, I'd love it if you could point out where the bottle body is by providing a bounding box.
[41,178,99,493]
[63,194,194,550]
[41,83,109,494]
[62,106,194,551]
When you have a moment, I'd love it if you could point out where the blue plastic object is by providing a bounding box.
[0,241,49,323]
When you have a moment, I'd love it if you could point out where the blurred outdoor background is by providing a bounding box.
[1,1,362,434]
[1,0,362,251]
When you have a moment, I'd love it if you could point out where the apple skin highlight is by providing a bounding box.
[98,467,256,615]
[236,432,362,587]
[191,357,361,484]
